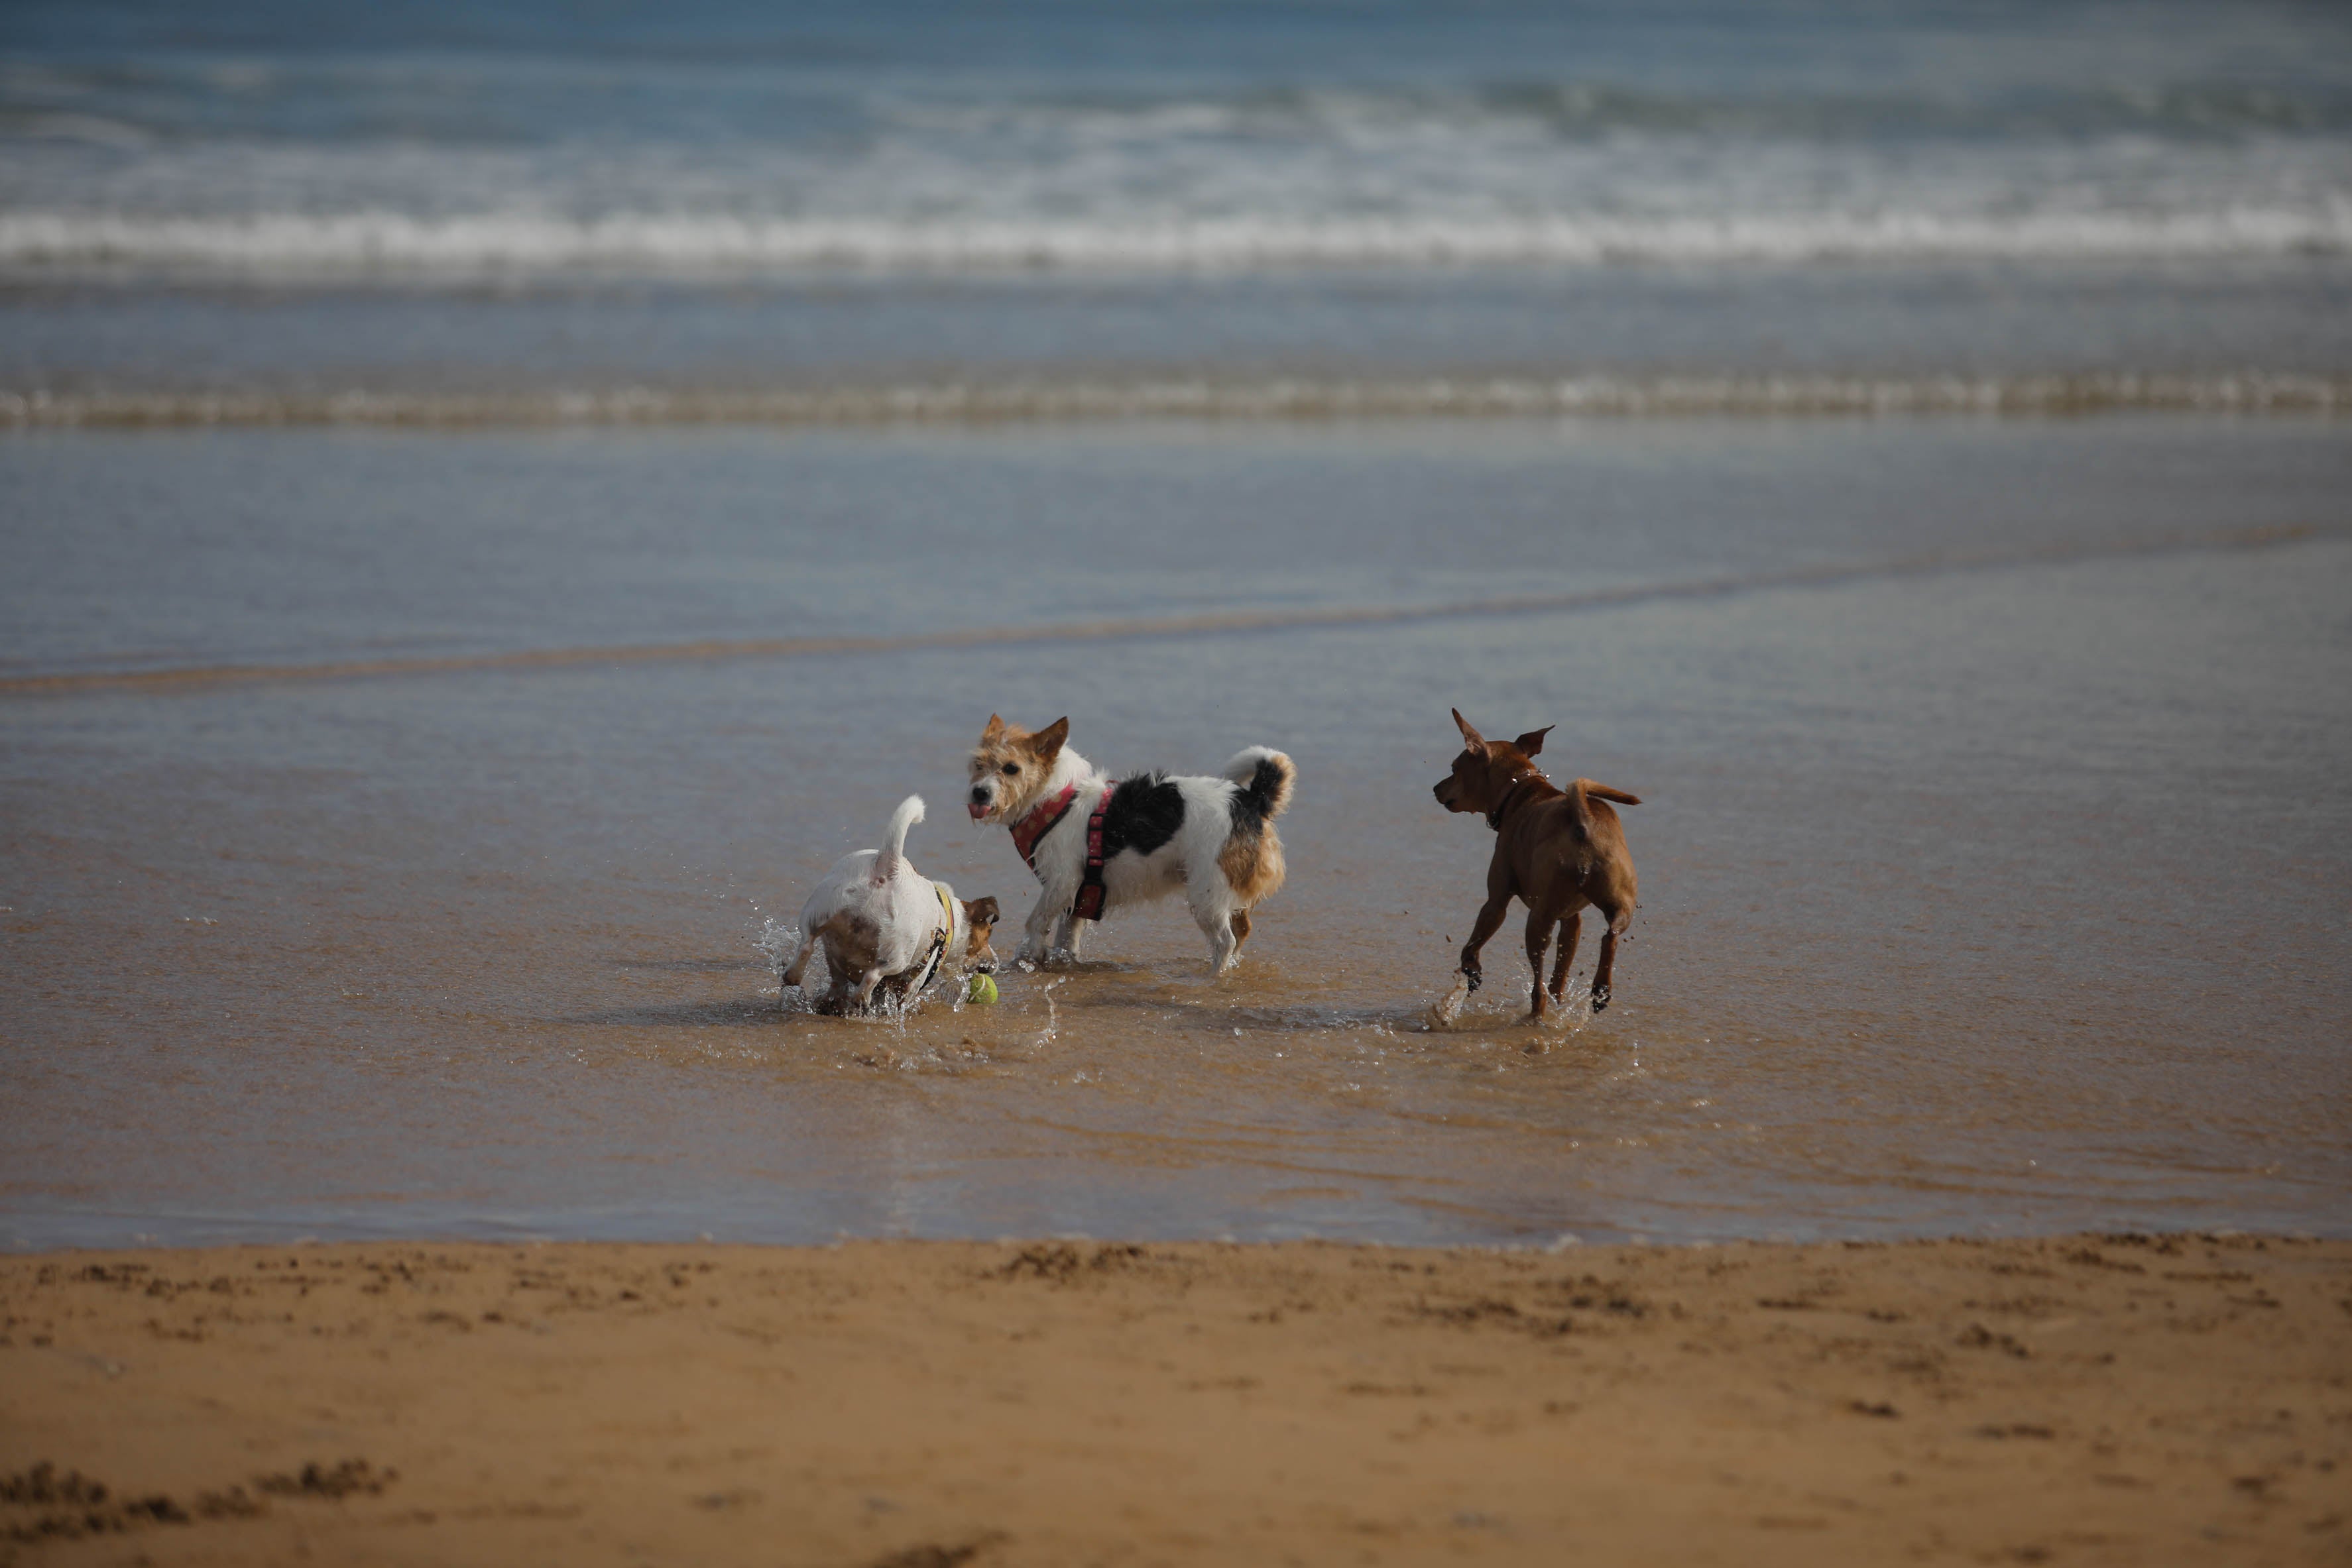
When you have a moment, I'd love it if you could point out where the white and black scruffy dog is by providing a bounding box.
[965,714,1294,973]
[781,795,1000,1015]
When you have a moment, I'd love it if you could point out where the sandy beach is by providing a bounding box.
[7,5,2352,1565]
[4,1232,2345,1565]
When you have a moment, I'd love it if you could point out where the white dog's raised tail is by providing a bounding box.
[872,794,925,885]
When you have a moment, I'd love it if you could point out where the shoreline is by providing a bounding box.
[5,1232,2345,1565]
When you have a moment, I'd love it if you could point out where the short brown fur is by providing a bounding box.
[1432,708,1641,1020]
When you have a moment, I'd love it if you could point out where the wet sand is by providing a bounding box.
[4,1233,2345,1565]
[8,422,2351,1254]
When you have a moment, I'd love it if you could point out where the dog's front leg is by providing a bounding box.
[1458,891,1511,991]
[1018,892,1063,966]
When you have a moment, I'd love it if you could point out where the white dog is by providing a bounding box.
[964,715,1294,972]
[780,795,1000,1015]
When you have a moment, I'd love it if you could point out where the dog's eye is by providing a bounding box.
[1000,762,1020,775]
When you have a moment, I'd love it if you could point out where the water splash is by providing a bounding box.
[1036,978,1065,1048]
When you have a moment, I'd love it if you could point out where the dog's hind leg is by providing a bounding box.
[1522,907,1556,1019]
[1590,903,1631,1011]
[1192,888,1240,974]
[1548,911,1582,1004]
[780,931,815,990]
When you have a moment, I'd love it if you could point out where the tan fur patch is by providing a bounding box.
[960,896,1001,968]
[1218,828,1286,906]
[809,911,886,1013]
[967,716,1069,821]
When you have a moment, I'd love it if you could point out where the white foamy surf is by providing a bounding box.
[5,206,2348,282]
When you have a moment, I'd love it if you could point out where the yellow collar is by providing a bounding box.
[911,883,956,992]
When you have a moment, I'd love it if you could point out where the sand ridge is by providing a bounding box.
[3,1233,2347,1565]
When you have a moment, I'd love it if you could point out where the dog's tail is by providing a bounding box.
[1564,778,1641,838]
[872,794,925,885]
[1219,749,1294,907]
[1222,748,1296,826]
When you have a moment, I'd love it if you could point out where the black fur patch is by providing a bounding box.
[1230,756,1284,830]
[1102,773,1185,858]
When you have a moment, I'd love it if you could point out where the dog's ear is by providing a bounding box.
[964,895,1000,927]
[1029,716,1069,765]
[1451,708,1486,750]
[980,713,1006,744]
[1513,725,1553,757]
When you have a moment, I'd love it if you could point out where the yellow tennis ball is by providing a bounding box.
[965,972,999,1005]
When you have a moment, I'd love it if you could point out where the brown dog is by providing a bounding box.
[1432,709,1641,1019]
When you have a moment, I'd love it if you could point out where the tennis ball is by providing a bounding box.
[965,972,999,1005]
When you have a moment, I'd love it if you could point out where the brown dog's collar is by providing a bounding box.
[1485,773,1546,830]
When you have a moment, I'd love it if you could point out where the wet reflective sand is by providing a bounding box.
[3,417,2348,1247]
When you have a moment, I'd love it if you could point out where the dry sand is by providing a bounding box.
[3,1233,2347,1566]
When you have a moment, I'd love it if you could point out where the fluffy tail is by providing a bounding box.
[872,795,925,885]
[1222,748,1296,826]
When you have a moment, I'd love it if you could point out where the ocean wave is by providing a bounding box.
[6,374,2343,429]
[3,208,2350,278]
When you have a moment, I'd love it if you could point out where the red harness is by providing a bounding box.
[1008,781,1116,922]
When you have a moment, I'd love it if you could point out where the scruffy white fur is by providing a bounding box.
[780,795,998,1014]
[967,716,1293,974]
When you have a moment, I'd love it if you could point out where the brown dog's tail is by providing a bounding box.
[1562,779,1641,839]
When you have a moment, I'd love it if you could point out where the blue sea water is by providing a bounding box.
[3,0,2351,416]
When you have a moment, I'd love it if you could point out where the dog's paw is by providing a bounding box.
[1460,964,1483,993]
[1589,982,1611,1012]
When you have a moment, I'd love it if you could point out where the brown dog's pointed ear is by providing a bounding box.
[981,713,1006,744]
[1030,716,1069,765]
[1451,708,1486,749]
[963,895,1000,926]
[1513,725,1553,756]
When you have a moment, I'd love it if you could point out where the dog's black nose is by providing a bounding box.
[970,786,988,805]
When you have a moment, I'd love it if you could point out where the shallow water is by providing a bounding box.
[4,417,2348,1249]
